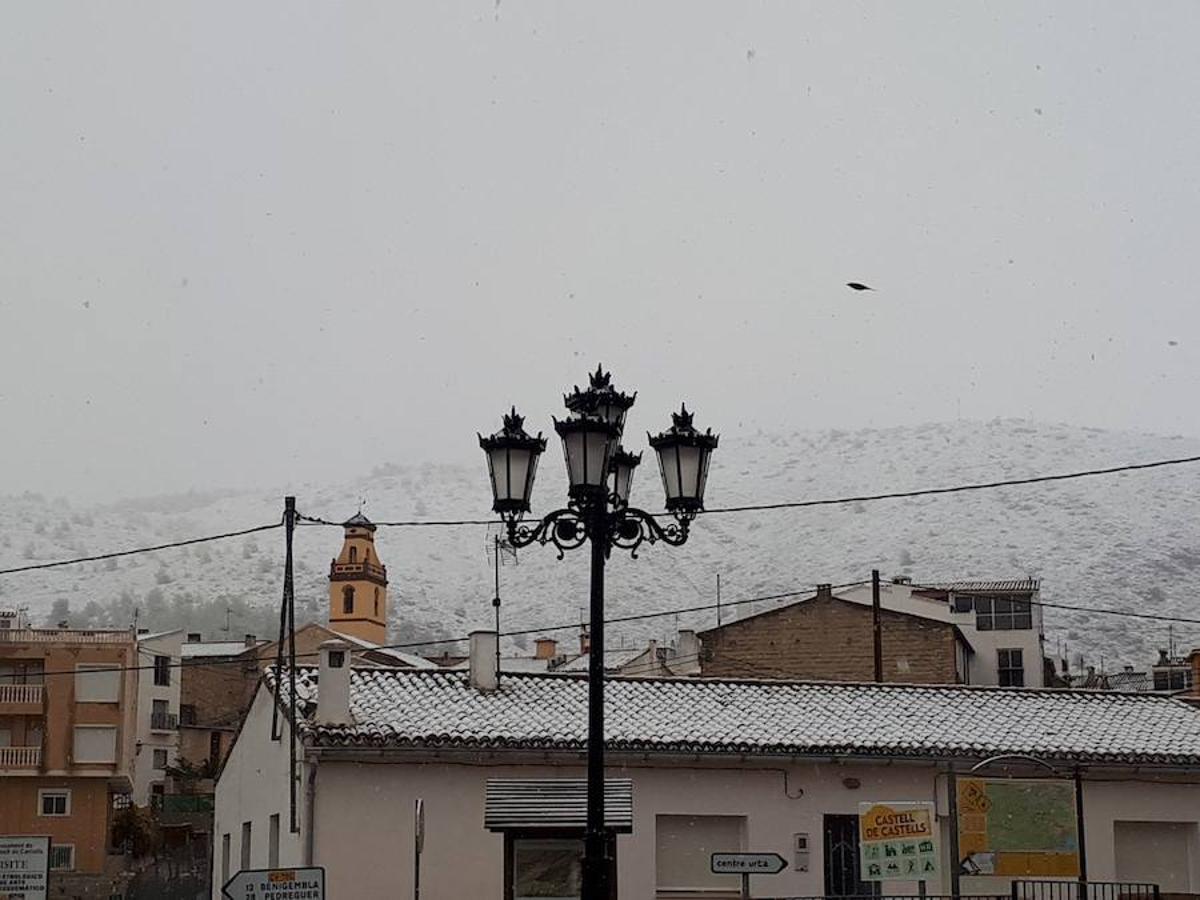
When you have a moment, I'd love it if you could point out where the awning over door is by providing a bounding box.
[484,779,634,833]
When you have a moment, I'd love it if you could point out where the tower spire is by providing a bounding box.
[328,512,389,645]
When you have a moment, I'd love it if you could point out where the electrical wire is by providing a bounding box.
[293,452,1200,528]
[12,571,1200,680]
[0,521,283,576]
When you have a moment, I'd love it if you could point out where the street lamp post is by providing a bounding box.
[479,366,718,900]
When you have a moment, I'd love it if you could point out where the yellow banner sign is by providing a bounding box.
[859,802,939,881]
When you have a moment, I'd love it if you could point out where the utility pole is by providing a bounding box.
[872,569,883,683]
[716,573,722,627]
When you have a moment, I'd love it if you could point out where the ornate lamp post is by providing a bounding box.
[479,366,718,900]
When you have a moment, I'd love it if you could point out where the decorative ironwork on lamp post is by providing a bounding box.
[479,365,718,900]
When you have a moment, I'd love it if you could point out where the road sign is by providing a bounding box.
[0,835,50,900]
[859,801,939,881]
[221,866,325,900]
[710,852,788,875]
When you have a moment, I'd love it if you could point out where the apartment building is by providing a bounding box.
[131,628,183,808]
[0,614,137,894]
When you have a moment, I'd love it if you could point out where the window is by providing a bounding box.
[269,814,280,868]
[512,838,583,899]
[343,586,355,614]
[241,821,252,871]
[153,654,171,687]
[75,663,120,702]
[209,731,223,764]
[153,748,168,769]
[49,844,75,871]
[975,596,1033,631]
[151,698,173,730]
[656,814,746,893]
[180,704,197,725]
[0,660,44,684]
[349,546,357,563]
[998,648,1025,687]
[221,833,231,884]
[39,789,71,817]
[952,595,973,614]
[374,587,380,617]
[73,725,118,763]
[1153,668,1191,692]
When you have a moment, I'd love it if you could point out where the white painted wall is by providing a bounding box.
[133,630,182,805]
[211,685,305,898]
[280,756,1200,898]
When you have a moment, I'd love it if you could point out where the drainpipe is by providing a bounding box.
[304,756,319,866]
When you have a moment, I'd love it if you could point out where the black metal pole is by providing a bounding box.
[1074,766,1088,889]
[583,501,608,900]
[284,496,299,833]
[872,569,883,682]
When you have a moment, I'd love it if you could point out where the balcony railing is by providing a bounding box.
[0,627,130,644]
[0,746,42,768]
[150,712,179,731]
[0,683,43,704]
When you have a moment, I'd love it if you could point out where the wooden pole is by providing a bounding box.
[872,569,883,682]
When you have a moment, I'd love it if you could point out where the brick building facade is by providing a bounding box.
[698,587,972,683]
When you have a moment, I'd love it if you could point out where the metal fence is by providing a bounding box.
[1013,884,1161,900]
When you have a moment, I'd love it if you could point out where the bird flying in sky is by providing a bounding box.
[846,282,874,291]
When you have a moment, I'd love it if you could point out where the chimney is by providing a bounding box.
[316,640,352,726]
[244,633,257,648]
[469,630,499,692]
[1124,665,1134,673]
[187,632,202,643]
[815,583,833,600]
[677,629,700,662]
[579,627,591,656]
[1158,649,1170,665]
[534,637,558,660]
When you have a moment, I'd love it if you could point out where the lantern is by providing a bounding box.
[648,404,719,514]
[478,408,547,518]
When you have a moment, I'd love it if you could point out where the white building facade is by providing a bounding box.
[214,635,1200,897]
[132,628,183,807]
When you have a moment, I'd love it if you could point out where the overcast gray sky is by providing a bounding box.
[2,2,1198,502]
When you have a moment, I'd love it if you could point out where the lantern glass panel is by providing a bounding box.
[656,444,681,500]
[560,425,615,491]
[676,444,704,502]
[612,461,635,505]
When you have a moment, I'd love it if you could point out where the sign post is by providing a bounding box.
[414,797,424,900]
[859,802,939,882]
[711,852,787,899]
[221,866,325,900]
[0,835,50,900]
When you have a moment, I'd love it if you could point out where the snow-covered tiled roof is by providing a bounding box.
[915,579,1040,593]
[449,656,558,674]
[555,648,645,673]
[182,640,266,658]
[275,669,1200,766]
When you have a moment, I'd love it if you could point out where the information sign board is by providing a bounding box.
[0,835,50,900]
[859,802,939,881]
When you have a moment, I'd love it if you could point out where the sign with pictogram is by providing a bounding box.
[859,802,939,881]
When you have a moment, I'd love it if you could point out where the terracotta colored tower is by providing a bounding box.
[328,512,389,645]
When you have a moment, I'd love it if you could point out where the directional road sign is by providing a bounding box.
[221,866,325,900]
[711,852,788,875]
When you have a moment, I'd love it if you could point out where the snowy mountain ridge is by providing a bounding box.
[2,418,1199,668]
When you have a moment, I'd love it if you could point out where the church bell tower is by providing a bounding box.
[328,512,389,645]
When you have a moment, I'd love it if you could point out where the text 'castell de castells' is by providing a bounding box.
[858,802,939,882]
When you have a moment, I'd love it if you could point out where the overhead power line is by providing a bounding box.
[296,452,1200,527]
[0,521,282,577]
[11,576,1200,681]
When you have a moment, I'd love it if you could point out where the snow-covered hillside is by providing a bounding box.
[2,419,1199,668]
